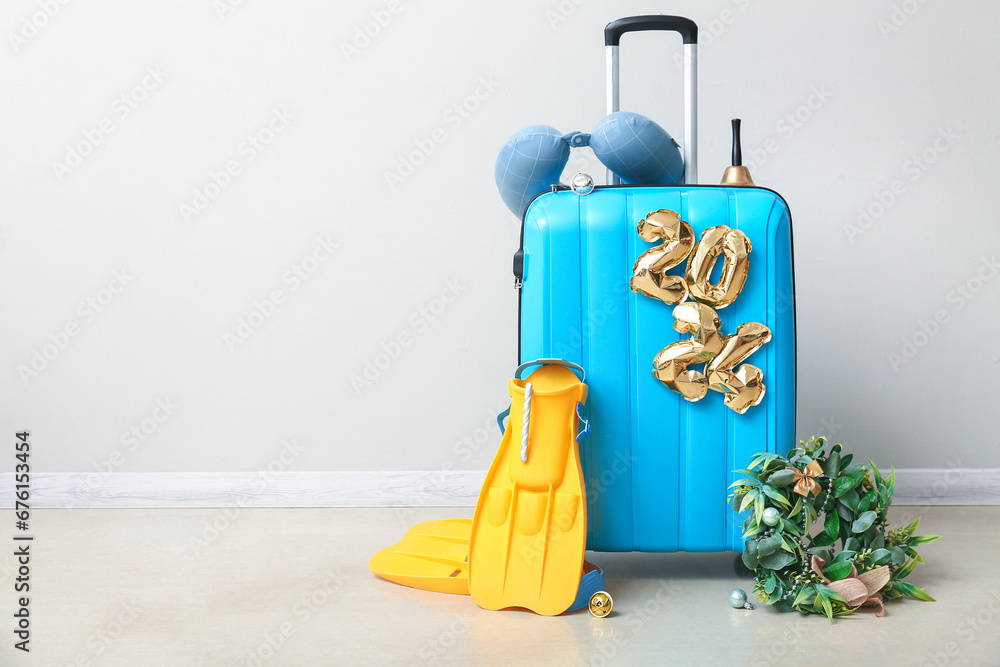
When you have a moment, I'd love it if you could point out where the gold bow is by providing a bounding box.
[787,460,823,497]
[811,556,891,617]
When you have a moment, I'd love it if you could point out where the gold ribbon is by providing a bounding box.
[811,556,891,617]
[787,460,823,497]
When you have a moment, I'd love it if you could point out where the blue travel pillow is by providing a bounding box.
[494,112,683,217]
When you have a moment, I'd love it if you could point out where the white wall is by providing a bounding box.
[1,0,997,478]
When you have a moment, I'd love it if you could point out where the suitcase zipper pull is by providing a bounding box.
[513,249,524,289]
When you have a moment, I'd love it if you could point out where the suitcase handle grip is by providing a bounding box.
[605,15,698,185]
[604,15,698,46]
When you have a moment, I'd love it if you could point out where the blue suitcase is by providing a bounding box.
[514,17,795,553]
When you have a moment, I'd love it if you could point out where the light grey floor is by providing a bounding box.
[1,506,995,666]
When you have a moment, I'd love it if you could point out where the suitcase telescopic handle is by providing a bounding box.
[604,15,698,185]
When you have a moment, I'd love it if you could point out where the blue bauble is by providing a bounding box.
[729,589,748,609]
[763,507,781,526]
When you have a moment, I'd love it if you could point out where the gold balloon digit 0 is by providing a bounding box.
[630,209,694,306]
[685,225,751,309]
[706,322,772,414]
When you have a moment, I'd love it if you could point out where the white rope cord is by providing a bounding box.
[520,382,533,462]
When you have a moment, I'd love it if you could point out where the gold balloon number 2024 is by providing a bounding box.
[630,209,771,414]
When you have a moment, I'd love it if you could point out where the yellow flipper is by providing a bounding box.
[468,361,588,616]
[369,517,605,612]
[369,518,471,595]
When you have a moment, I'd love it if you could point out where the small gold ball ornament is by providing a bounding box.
[589,591,613,618]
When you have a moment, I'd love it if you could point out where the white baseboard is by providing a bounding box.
[1,468,997,508]
[0,471,486,509]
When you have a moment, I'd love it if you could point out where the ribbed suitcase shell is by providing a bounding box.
[517,184,795,552]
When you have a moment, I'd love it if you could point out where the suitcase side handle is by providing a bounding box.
[605,15,698,185]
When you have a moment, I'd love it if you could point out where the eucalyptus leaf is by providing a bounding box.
[852,511,877,533]
[765,573,777,594]
[757,535,782,557]
[767,469,797,488]
[840,489,860,512]
[759,551,796,570]
[790,455,812,468]
[833,550,856,563]
[870,532,885,550]
[845,463,866,482]
[763,457,787,474]
[870,548,891,566]
[742,548,759,570]
[844,537,860,552]
[781,517,803,537]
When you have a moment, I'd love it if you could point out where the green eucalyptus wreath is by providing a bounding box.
[729,436,939,620]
